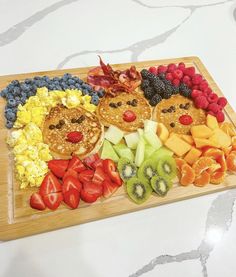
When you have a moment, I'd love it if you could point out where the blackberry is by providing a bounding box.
[149,94,162,106]
[163,79,172,86]
[140,69,150,80]
[172,86,179,95]
[141,79,150,91]
[165,84,173,95]
[152,79,165,93]
[163,91,172,99]
[158,73,166,80]
[147,73,157,82]
[144,87,155,100]
[179,83,191,98]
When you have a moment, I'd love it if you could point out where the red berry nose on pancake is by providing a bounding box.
[123,110,137,122]
[66,131,83,143]
[179,115,193,125]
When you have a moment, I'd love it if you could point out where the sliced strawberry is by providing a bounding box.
[80,189,98,203]
[48,159,69,178]
[102,179,118,198]
[83,153,100,168]
[39,172,62,196]
[43,192,63,210]
[92,166,107,185]
[83,182,103,198]
[30,192,46,211]
[62,176,82,194]
[123,110,136,122]
[62,168,78,183]
[67,155,86,173]
[103,159,122,186]
[78,170,94,184]
[63,188,80,209]
[91,158,103,169]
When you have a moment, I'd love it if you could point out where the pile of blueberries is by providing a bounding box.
[0,73,105,129]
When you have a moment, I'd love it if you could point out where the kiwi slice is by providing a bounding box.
[138,159,157,181]
[156,156,176,180]
[126,177,152,204]
[151,175,172,197]
[118,157,137,181]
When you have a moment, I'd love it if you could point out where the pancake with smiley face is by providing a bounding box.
[43,105,104,158]
[97,92,152,132]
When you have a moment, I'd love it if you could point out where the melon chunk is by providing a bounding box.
[105,125,124,145]
[157,123,169,142]
[209,129,231,148]
[124,132,139,149]
[206,114,219,130]
[135,138,145,167]
[144,120,158,133]
[180,134,194,145]
[194,138,220,148]
[191,125,213,139]
[101,140,119,162]
[144,131,162,150]
[184,147,202,165]
[164,134,191,157]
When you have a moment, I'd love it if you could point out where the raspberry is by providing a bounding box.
[149,66,157,75]
[67,131,83,143]
[203,87,212,94]
[199,80,208,91]
[172,78,180,87]
[184,67,195,77]
[194,96,209,109]
[207,111,216,116]
[192,85,199,90]
[185,80,192,88]
[216,111,225,123]
[166,73,173,81]
[192,74,203,85]
[167,63,177,73]
[123,110,137,122]
[178,62,186,71]
[208,103,221,114]
[179,115,193,125]
[182,75,191,84]
[172,69,183,80]
[207,93,218,103]
[217,97,227,108]
[158,65,168,74]
[191,89,202,99]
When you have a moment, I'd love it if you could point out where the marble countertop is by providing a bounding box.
[1,0,236,276]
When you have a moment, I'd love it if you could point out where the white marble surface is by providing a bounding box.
[0,0,236,276]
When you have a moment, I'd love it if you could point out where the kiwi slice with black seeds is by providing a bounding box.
[126,177,152,204]
[138,159,157,181]
[156,156,176,180]
[118,157,137,181]
[151,175,172,197]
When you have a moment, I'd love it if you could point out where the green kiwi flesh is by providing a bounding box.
[156,156,176,180]
[151,175,172,197]
[138,159,157,181]
[126,177,152,204]
[118,157,137,181]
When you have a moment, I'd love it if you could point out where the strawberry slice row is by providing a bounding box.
[30,154,122,211]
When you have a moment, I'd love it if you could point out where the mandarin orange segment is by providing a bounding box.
[194,171,210,187]
[226,153,236,172]
[210,171,226,184]
[220,122,236,137]
[222,146,232,157]
[203,148,227,171]
[192,157,216,176]
[175,158,186,171]
[180,164,195,186]
[232,136,236,150]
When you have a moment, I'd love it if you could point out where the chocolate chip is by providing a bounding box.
[49,124,55,130]
[162,109,168,113]
[71,118,77,123]
[59,120,65,125]
[109,103,116,108]
[117,101,122,106]
[56,124,62,129]
[79,115,85,121]
[179,104,185,109]
[127,101,131,105]
[170,122,175,128]
[167,108,172,113]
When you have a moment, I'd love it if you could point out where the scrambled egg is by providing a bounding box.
[9,87,96,189]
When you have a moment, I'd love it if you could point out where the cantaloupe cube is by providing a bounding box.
[209,129,231,148]
[164,134,191,157]
[184,147,202,165]
[206,114,219,130]
[180,134,194,145]
[191,125,213,139]
[156,123,169,142]
[194,138,220,148]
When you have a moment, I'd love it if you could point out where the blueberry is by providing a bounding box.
[7,94,14,100]
[63,84,69,90]
[7,84,14,92]
[53,80,60,86]
[8,98,17,107]
[6,110,16,121]
[68,79,75,85]
[75,83,81,89]
[6,120,14,129]
[91,95,99,105]
[88,91,94,96]
[69,85,76,90]
[82,89,89,95]
[27,91,35,97]
[48,84,54,90]
[97,89,105,98]
[55,85,62,90]
[34,76,41,81]
[77,78,83,85]
[12,80,20,86]
[38,80,47,88]
[21,83,30,92]
[42,76,50,82]
[53,77,60,82]
[25,78,32,84]
[64,73,72,78]
[81,83,88,89]
[13,87,21,96]
[1,88,8,98]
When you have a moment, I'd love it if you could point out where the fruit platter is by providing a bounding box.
[0,56,236,240]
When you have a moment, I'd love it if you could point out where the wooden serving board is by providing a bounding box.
[1,56,236,241]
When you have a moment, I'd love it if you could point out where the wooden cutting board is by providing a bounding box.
[0,56,236,241]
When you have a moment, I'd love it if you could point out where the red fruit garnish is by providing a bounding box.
[178,62,186,71]
[66,131,83,143]
[192,85,199,90]
[207,93,218,103]
[184,67,195,77]
[179,115,193,125]
[172,78,180,87]
[216,111,225,123]
[149,66,157,75]
[91,158,104,169]
[48,159,69,178]
[207,103,221,114]
[92,166,107,185]
[194,96,209,109]
[63,168,78,183]
[30,192,46,211]
[83,182,103,198]
[191,89,202,99]
[182,75,191,84]
[78,170,94,184]
[83,153,100,168]
[172,69,183,80]
[63,188,80,209]
[62,176,82,194]
[199,80,208,91]
[167,63,177,73]
[158,65,168,74]
[191,74,203,85]
[80,189,98,203]
[103,159,122,186]
[102,179,118,198]
[217,97,227,108]
[67,155,86,173]
[203,87,212,94]
[123,110,136,122]
[39,172,62,196]
[166,72,173,81]
[43,192,63,210]
[207,111,216,116]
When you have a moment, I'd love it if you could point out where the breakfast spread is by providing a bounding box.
[1,58,236,214]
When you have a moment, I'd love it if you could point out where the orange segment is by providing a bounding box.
[226,153,236,172]
[203,148,227,171]
[180,164,195,186]
[220,122,236,137]
[194,171,210,187]
[222,146,232,157]
[210,171,226,184]
[192,157,216,176]
[232,136,236,151]
[175,158,186,171]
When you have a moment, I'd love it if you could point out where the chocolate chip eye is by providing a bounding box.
[56,124,62,129]
[49,124,55,130]
[117,101,122,106]
[71,118,77,123]
[127,101,131,105]
[59,120,65,125]
[170,122,175,128]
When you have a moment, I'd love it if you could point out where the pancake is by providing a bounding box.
[97,92,152,132]
[153,95,206,135]
[43,105,104,158]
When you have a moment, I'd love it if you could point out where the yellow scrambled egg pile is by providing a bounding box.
[7,87,96,188]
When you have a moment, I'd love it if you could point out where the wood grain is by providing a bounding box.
[0,56,236,241]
